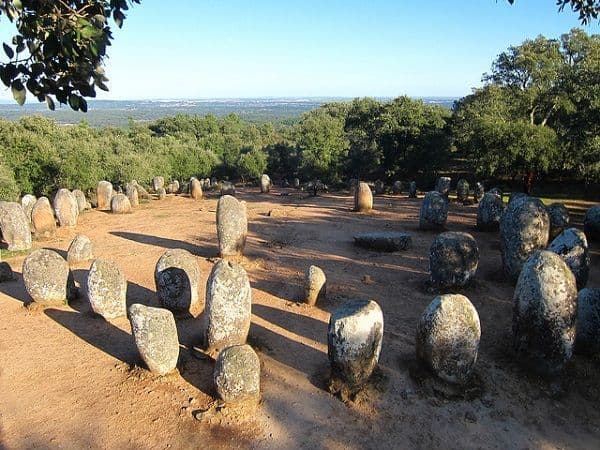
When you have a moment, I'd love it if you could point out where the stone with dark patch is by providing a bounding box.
[435,177,451,198]
[86,258,127,319]
[476,192,504,231]
[546,203,569,240]
[548,228,589,289]
[96,181,113,210]
[575,288,600,356]
[583,205,600,241]
[429,232,479,288]
[67,234,94,265]
[154,248,200,314]
[0,201,32,251]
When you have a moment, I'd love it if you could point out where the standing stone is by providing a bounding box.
[152,176,165,192]
[293,178,300,189]
[476,192,505,231]
[419,191,448,230]
[0,201,32,251]
[408,181,417,198]
[154,249,200,314]
[548,228,589,289]
[354,182,373,212]
[500,196,550,281]
[374,180,385,195]
[473,182,485,202]
[221,181,236,196]
[125,183,139,207]
[575,288,600,355]
[303,265,326,306]
[203,260,252,352]
[435,177,451,198]
[190,178,203,200]
[416,294,481,384]
[392,180,402,194]
[214,344,260,403]
[583,205,600,241]
[166,182,176,194]
[513,250,577,376]
[546,203,569,240]
[96,181,113,211]
[156,187,167,200]
[456,179,469,202]
[87,258,127,319]
[172,180,180,193]
[136,184,151,200]
[21,194,36,225]
[211,177,217,187]
[22,249,76,304]
[72,190,88,213]
[328,300,383,388]
[129,304,179,375]
[429,232,479,288]
[110,194,131,214]
[53,189,79,227]
[260,174,271,193]
[31,197,56,239]
[67,234,94,265]
[216,195,247,257]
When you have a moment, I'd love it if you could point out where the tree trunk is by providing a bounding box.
[522,170,535,194]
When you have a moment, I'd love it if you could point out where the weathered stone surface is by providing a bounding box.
[156,187,166,200]
[172,180,180,193]
[152,176,165,192]
[72,189,88,213]
[548,228,589,289]
[476,192,504,231]
[583,205,600,241]
[416,294,481,384]
[96,181,113,210]
[221,182,236,196]
[136,184,151,200]
[260,174,271,193]
[328,300,383,387]
[125,183,139,207]
[435,177,451,197]
[0,201,32,251]
[419,191,448,230]
[473,182,484,202]
[216,195,247,257]
[374,180,385,195]
[129,303,179,375]
[87,258,127,319]
[53,189,79,227]
[293,178,300,188]
[211,177,217,187]
[513,250,577,376]
[500,196,550,281]
[546,203,570,240]
[110,193,132,214]
[306,180,328,196]
[508,192,527,205]
[429,232,479,288]
[154,249,200,314]
[22,249,76,304]
[67,234,94,265]
[31,197,56,239]
[21,194,36,224]
[304,265,326,306]
[214,344,260,403]
[408,181,417,198]
[0,261,13,282]
[392,180,402,194]
[354,182,373,212]
[190,178,203,200]
[353,232,412,252]
[203,260,252,352]
[456,179,469,202]
[575,288,600,355]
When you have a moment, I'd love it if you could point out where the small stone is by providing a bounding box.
[22,249,76,304]
[548,228,589,289]
[260,174,271,193]
[353,232,412,252]
[154,249,200,314]
[354,182,373,212]
[221,182,236,196]
[129,303,179,375]
[96,181,113,210]
[216,195,247,258]
[293,178,300,189]
[0,201,32,251]
[416,294,481,384]
[0,261,14,282]
[87,258,127,319]
[152,176,165,192]
[67,234,94,265]
[374,180,385,195]
[72,189,88,213]
[125,183,139,207]
[156,187,167,200]
[30,197,56,239]
[20,194,36,225]
[53,189,79,227]
[456,179,469,202]
[166,182,177,194]
[214,344,260,403]
[419,191,448,230]
[435,177,451,198]
[190,178,203,200]
[583,205,600,241]
[546,203,569,240]
[477,192,504,231]
[328,300,383,388]
[575,288,600,355]
[408,181,417,198]
[111,193,132,214]
[429,232,479,288]
[392,180,402,194]
[473,182,484,202]
[304,265,326,306]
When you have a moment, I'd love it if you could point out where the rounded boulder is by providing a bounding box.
[53,189,79,227]
[575,288,600,355]
[214,344,261,403]
[30,197,56,239]
[429,232,479,288]
[96,181,113,210]
[0,201,32,251]
[22,249,76,305]
[548,228,589,289]
[476,192,504,231]
[419,191,448,230]
[110,193,132,214]
[303,265,326,306]
[583,205,600,241]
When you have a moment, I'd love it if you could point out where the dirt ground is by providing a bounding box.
[0,188,599,450]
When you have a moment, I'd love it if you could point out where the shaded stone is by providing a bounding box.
[203,259,252,352]
[304,265,326,306]
[435,177,451,198]
[456,179,469,202]
[129,303,179,375]
[136,184,151,200]
[293,178,300,188]
[416,294,481,384]
[408,181,417,198]
[260,174,271,193]
[111,193,132,214]
[67,234,94,265]
[72,189,88,213]
[87,258,127,319]
[0,201,32,251]
[489,187,502,197]
[30,197,56,239]
[546,203,569,240]
[353,232,412,252]
[306,180,328,196]
[53,189,78,227]
[221,182,236,196]
[152,176,165,192]
[21,194,36,225]
[156,187,166,200]
[211,177,217,187]
[419,191,448,230]
[125,183,139,207]
[374,180,385,195]
[473,182,484,202]
[583,205,600,241]
[513,250,577,376]
[96,181,113,210]
[548,228,589,289]
[0,261,13,282]
[216,195,247,257]
[429,232,479,288]
[476,192,504,231]
[354,182,373,212]
[328,299,383,388]
[190,178,203,200]
[392,180,402,194]
[154,248,200,314]
[22,249,76,304]
[214,344,260,403]
[575,288,600,355]
[500,196,550,281]
[205,178,211,188]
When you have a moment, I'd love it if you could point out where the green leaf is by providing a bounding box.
[3,43,14,59]
[68,94,80,111]
[11,79,25,106]
[45,95,55,111]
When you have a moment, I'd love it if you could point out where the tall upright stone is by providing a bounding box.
[583,205,600,241]
[548,228,589,289]
[575,288,600,355]
[429,232,479,288]
[125,183,139,207]
[72,189,88,213]
[96,181,113,211]
[154,249,200,314]
[216,195,247,258]
[22,249,77,304]
[435,177,451,198]
[53,189,79,227]
[152,176,165,193]
[419,191,448,230]
[86,259,127,319]
[31,197,56,239]
[303,265,326,306]
[354,182,373,212]
[546,203,569,240]
[260,174,271,193]
[110,193,132,214]
[473,182,485,202]
[374,180,385,195]
[190,177,203,200]
[476,192,504,231]
[0,201,32,251]
[456,179,469,202]
[21,194,36,225]
[392,180,402,194]
[67,234,94,265]
[408,181,417,198]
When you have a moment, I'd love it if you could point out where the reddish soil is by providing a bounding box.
[0,188,599,449]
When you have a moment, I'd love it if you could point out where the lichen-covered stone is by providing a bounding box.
[30,197,56,239]
[392,180,402,194]
[156,187,166,200]
[221,182,236,196]
[203,260,252,352]
[456,179,469,202]
[429,232,479,288]
[21,194,36,225]
[67,234,94,265]
[304,265,326,306]
[96,181,113,210]
[476,192,504,231]
[53,189,79,227]
[172,180,180,193]
[416,294,481,384]
[546,203,569,240]
[374,180,385,195]
[110,193,132,214]
[87,258,127,319]
[72,189,88,213]
[129,303,179,375]
[583,205,600,241]
[152,176,165,192]
[216,195,247,257]
[327,300,383,388]
[214,344,260,403]
[548,228,589,289]
[0,201,32,251]
[575,288,600,355]
[419,191,448,230]
[125,183,139,207]
[435,177,451,197]
[136,184,151,200]
[353,232,412,252]
[260,174,271,193]
[190,178,203,200]
[22,249,76,304]
[500,196,550,281]
[473,182,484,202]
[408,181,417,198]
[154,249,200,314]
[513,250,577,376]
[354,182,373,212]
[508,192,527,205]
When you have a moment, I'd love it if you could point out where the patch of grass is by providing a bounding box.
[0,248,31,259]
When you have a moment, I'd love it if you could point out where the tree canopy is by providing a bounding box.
[507,0,600,24]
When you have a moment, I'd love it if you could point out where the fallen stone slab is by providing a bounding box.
[353,232,412,252]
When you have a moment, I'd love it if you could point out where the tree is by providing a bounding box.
[0,0,140,111]
[507,1,600,24]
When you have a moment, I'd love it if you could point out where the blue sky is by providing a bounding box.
[0,0,597,101]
